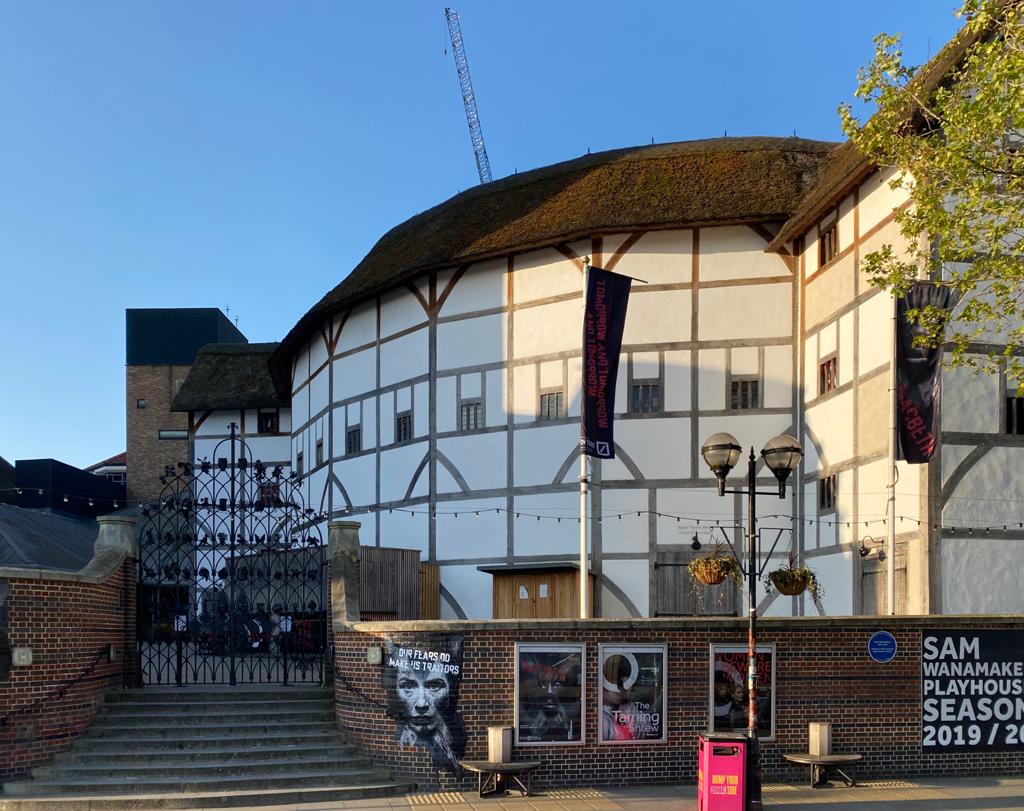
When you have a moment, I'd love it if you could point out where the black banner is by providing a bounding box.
[896,281,952,463]
[383,634,465,772]
[922,630,1024,751]
[582,266,631,459]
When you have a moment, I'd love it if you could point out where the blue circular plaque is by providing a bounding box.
[868,630,897,663]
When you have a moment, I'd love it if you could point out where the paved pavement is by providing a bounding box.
[252,776,1024,811]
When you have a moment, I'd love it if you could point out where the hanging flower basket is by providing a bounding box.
[767,563,823,599]
[688,551,741,587]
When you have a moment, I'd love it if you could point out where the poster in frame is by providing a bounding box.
[514,643,586,746]
[708,643,776,741]
[598,643,668,744]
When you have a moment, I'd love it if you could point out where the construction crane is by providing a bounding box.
[444,7,493,185]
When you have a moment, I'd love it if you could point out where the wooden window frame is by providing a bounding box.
[818,354,838,396]
[629,379,661,415]
[296,450,304,478]
[345,426,362,455]
[729,376,760,411]
[539,389,565,421]
[459,399,483,431]
[257,408,280,434]
[818,473,837,514]
[395,411,413,444]
[818,220,839,267]
[315,437,324,466]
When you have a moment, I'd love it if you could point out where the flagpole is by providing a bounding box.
[887,293,897,616]
[580,259,591,619]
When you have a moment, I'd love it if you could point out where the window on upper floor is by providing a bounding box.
[730,377,760,410]
[315,438,324,466]
[158,429,188,440]
[460,400,483,431]
[395,412,413,444]
[257,409,280,434]
[819,355,838,396]
[630,380,661,414]
[296,451,304,478]
[819,221,838,266]
[1007,385,1024,435]
[136,399,147,409]
[818,474,837,513]
[345,427,362,455]
[539,390,564,421]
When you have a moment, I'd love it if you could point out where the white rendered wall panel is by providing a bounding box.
[333,454,376,507]
[309,331,329,372]
[435,497,506,561]
[857,292,892,375]
[600,489,650,553]
[858,168,907,233]
[379,510,429,557]
[437,259,506,316]
[513,424,579,487]
[380,442,430,503]
[380,286,429,339]
[838,314,854,386]
[699,226,790,281]
[513,365,536,423]
[698,284,791,341]
[514,299,581,358]
[811,549,854,615]
[601,559,649,619]
[664,351,691,411]
[763,345,792,409]
[437,377,457,434]
[540,360,561,388]
[414,382,429,437]
[632,351,659,379]
[942,447,1024,527]
[362,398,377,450]
[623,290,691,345]
[380,332,428,387]
[309,368,329,417]
[731,347,758,376]
[337,304,376,354]
[438,433,507,492]
[485,369,505,427]
[514,246,585,302]
[610,230,692,284]
[511,492,581,557]
[943,362,999,434]
[942,538,1024,613]
[838,194,855,251]
[437,314,504,371]
[805,395,854,464]
[332,349,376,403]
[439,565,493,620]
[697,349,727,410]
[615,418,690,480]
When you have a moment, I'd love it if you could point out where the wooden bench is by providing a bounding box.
[783,753,862,787]
[459,760,541,798]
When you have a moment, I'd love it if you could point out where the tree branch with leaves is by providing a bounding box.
[839,0,1024,385]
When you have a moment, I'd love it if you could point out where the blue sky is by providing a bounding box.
[0,2,962,469]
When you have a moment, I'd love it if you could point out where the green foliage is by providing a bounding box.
[838,0,1024,386]
[688,544,743,586]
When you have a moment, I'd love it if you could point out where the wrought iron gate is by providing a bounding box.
[137,427,327,686]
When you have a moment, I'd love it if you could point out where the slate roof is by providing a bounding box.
[86,451,126,471]
[0,503,97,572]
[270,136,838,387]
[172,342,286,412]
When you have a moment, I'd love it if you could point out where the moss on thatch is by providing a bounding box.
[172,343,284,412]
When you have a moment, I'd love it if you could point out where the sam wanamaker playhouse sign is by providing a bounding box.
[922,630,1024,751]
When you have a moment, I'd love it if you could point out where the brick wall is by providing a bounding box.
[0,555,136,781]
[127,364,191,503]
[333,617,1024,790]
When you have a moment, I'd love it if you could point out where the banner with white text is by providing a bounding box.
[581,266,631,459]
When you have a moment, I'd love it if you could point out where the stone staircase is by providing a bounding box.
[1,686,414,809]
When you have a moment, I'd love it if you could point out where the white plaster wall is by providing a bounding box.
[437,259,506,316]
[380,286,428,338]
[514,299,581,357]
[664,350,691,411]
[699,226,790,281]
[378,509,429,557]
[309,332,329,373]
[858,168,907,233]
[838,194,855,252]
[601,559,649,618]
[942,538,1024,614]
[512,365,536,423]
[485,369,506,427]
[337,304,376,354]
[940,444,974,488]
[439,565,494,620]
[413,382,429,437]
[615,418,690,480]
[808,549,854,615]
[567,356,582,418]
[623,289,691,344]
[437,313,505,370]
[380,442,430,503]
[434,497,507,561]
[803,233,819,279]
[514,244,586,302]
[763,345,792,408]
[857,291,891,376]
[600,489,650,554]
[332,349,376,403]
[942,362,999,434]
[654,488,723,542]
[699,283,791,341]
[805,394,854,463]
[332,454,375,507]
[511,492,581,557]
[513,424,578,487]
[838,314,854,386]
[309,367,329,417]
[942,447,1024,527]
[195,411,240,436]
[438,432,507,492]
[379,396,394,446]
[610,229,692,284]
[698,349,726,410]
[379,331,428,388]
[293,346,310,394]
[437,376,457,434]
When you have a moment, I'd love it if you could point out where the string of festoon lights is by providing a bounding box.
[4,485,1024,536]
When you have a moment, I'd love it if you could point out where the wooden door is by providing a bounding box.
[515,575,536,619]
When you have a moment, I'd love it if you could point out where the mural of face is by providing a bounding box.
[396,661,451,740]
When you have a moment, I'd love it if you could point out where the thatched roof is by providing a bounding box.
[767,14,990,252]
[271,136,837,384]
[172,343,285,412]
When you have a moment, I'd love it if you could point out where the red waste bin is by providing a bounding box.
[697,733,747,811]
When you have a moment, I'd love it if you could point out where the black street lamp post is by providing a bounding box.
[700,431,803,811]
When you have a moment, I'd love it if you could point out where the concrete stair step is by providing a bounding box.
[34,753,373,780]
[105,689,331,704]
[82,720,337,738]
[97,707,334,724]
[53,741,355,765]
[68,729,345,752]
[3,767,396,797]
[0,780,415,809]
